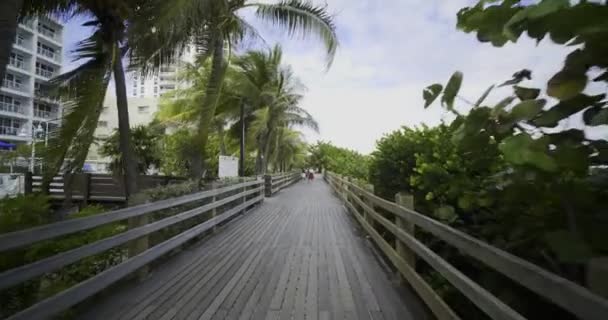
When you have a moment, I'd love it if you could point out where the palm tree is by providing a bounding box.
[42,1,146,198]
[247,67,318,173]
[270,127,306,172]
[131,0,338,180]
[156,57,242,176]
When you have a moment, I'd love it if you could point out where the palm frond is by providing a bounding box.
[43,55,112,186]
[253,0,338,68]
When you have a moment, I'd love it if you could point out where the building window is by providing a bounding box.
[98,121,108,127]
[141,78,145,85]
[9,53,25,69]
[14,33,25,46]
[37,22,56,39]
[0,117,22,136]
[138,105,150,113]
[36,62,55,78]
[3,73,23,90]
[37,42,57,60]
[34,102,55,118]
[0,95,22,113]
[102,106,109,113]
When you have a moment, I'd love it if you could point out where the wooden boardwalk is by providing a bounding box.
[79,180,427,320]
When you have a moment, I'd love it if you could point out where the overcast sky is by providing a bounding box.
[63,0,586,154]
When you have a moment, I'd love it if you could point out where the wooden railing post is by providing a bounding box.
[82,173,91,206]
[241,177,247,214]
[211,181,218,233]
[264,175,272,197]
[24,171,33,194]
[395,192,415,284]
[362,183,375,228]
[587,257,608,299]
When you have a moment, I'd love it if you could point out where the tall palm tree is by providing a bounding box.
[247,65,318,173]
[131,0,338,180]
[42,1,145,198]
[156,57,242,176]
[270,127,306,172]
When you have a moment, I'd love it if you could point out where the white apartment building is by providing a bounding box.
[0,17,63,146]
[85,45,198,172]
[85,96,161,172]
[129,45,197,98]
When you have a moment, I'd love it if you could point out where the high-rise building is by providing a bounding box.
[85,96,161,173]
[0,16,64,146]
[129,45,197,98]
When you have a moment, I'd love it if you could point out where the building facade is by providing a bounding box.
[85,96,161,173]
[129,45,197,98]
[0,17,63,146]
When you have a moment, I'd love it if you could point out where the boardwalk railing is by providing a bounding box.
[27,173,186,203]
[264,171,301,197]
[0,179,265,320]
[325,172,608,320]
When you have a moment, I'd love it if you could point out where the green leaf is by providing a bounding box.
[510,99,546,122]
[584,107,608,126]
[423,84,443,108]
[499,69,532,87]
[434,205,457,223]
[475,85,495,106]
[545,230,593,263]
[492,96,516,117]
[533,94,605,127]
[458,196,473,211]
[499,133,558,171]
[513,86,540,100]
[547,69,588,101]
[442,71,463,111]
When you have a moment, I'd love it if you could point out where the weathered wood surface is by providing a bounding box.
[77,180,427,320]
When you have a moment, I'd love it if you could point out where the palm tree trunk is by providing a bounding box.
[193,32,225,181]
[114,45,147,271]
[112,46,139,198]
[0,0,23,82]
[262,131,273,174]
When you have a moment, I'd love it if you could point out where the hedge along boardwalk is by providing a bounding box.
[78,180,427,320]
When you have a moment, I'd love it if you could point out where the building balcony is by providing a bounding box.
[0,126,20,136]
[33,109,58,119]
[35,68,54,79]
[2,80,29,93]
[36,47,61,65]
[0,102,26,116]
[36,27,62,45]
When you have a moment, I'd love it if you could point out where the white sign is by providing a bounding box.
[218,155,239,178]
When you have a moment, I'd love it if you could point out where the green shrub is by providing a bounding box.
[0,198,127,318]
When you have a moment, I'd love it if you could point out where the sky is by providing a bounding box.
[62,0,585,154]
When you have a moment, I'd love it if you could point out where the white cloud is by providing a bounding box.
[250,0,573,153]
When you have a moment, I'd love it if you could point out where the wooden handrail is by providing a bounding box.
[0,180,261,251]
[265,171,301,197]
[0,179,266,320]
[325,172,608,320]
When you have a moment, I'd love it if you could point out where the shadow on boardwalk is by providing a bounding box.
[79,180,428,320]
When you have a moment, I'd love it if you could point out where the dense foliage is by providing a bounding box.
[368,1,608,318]
[99,124,163,175]
[0,196,124,318]
[307,141,369,180]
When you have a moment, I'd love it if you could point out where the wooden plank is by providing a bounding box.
[328,178,458,320]
[6,196,263,320]
[88,202,270,320]
[115,204,278,320]
[173,207,282,320]
[0,180,262,251]
[333,174,608,320]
